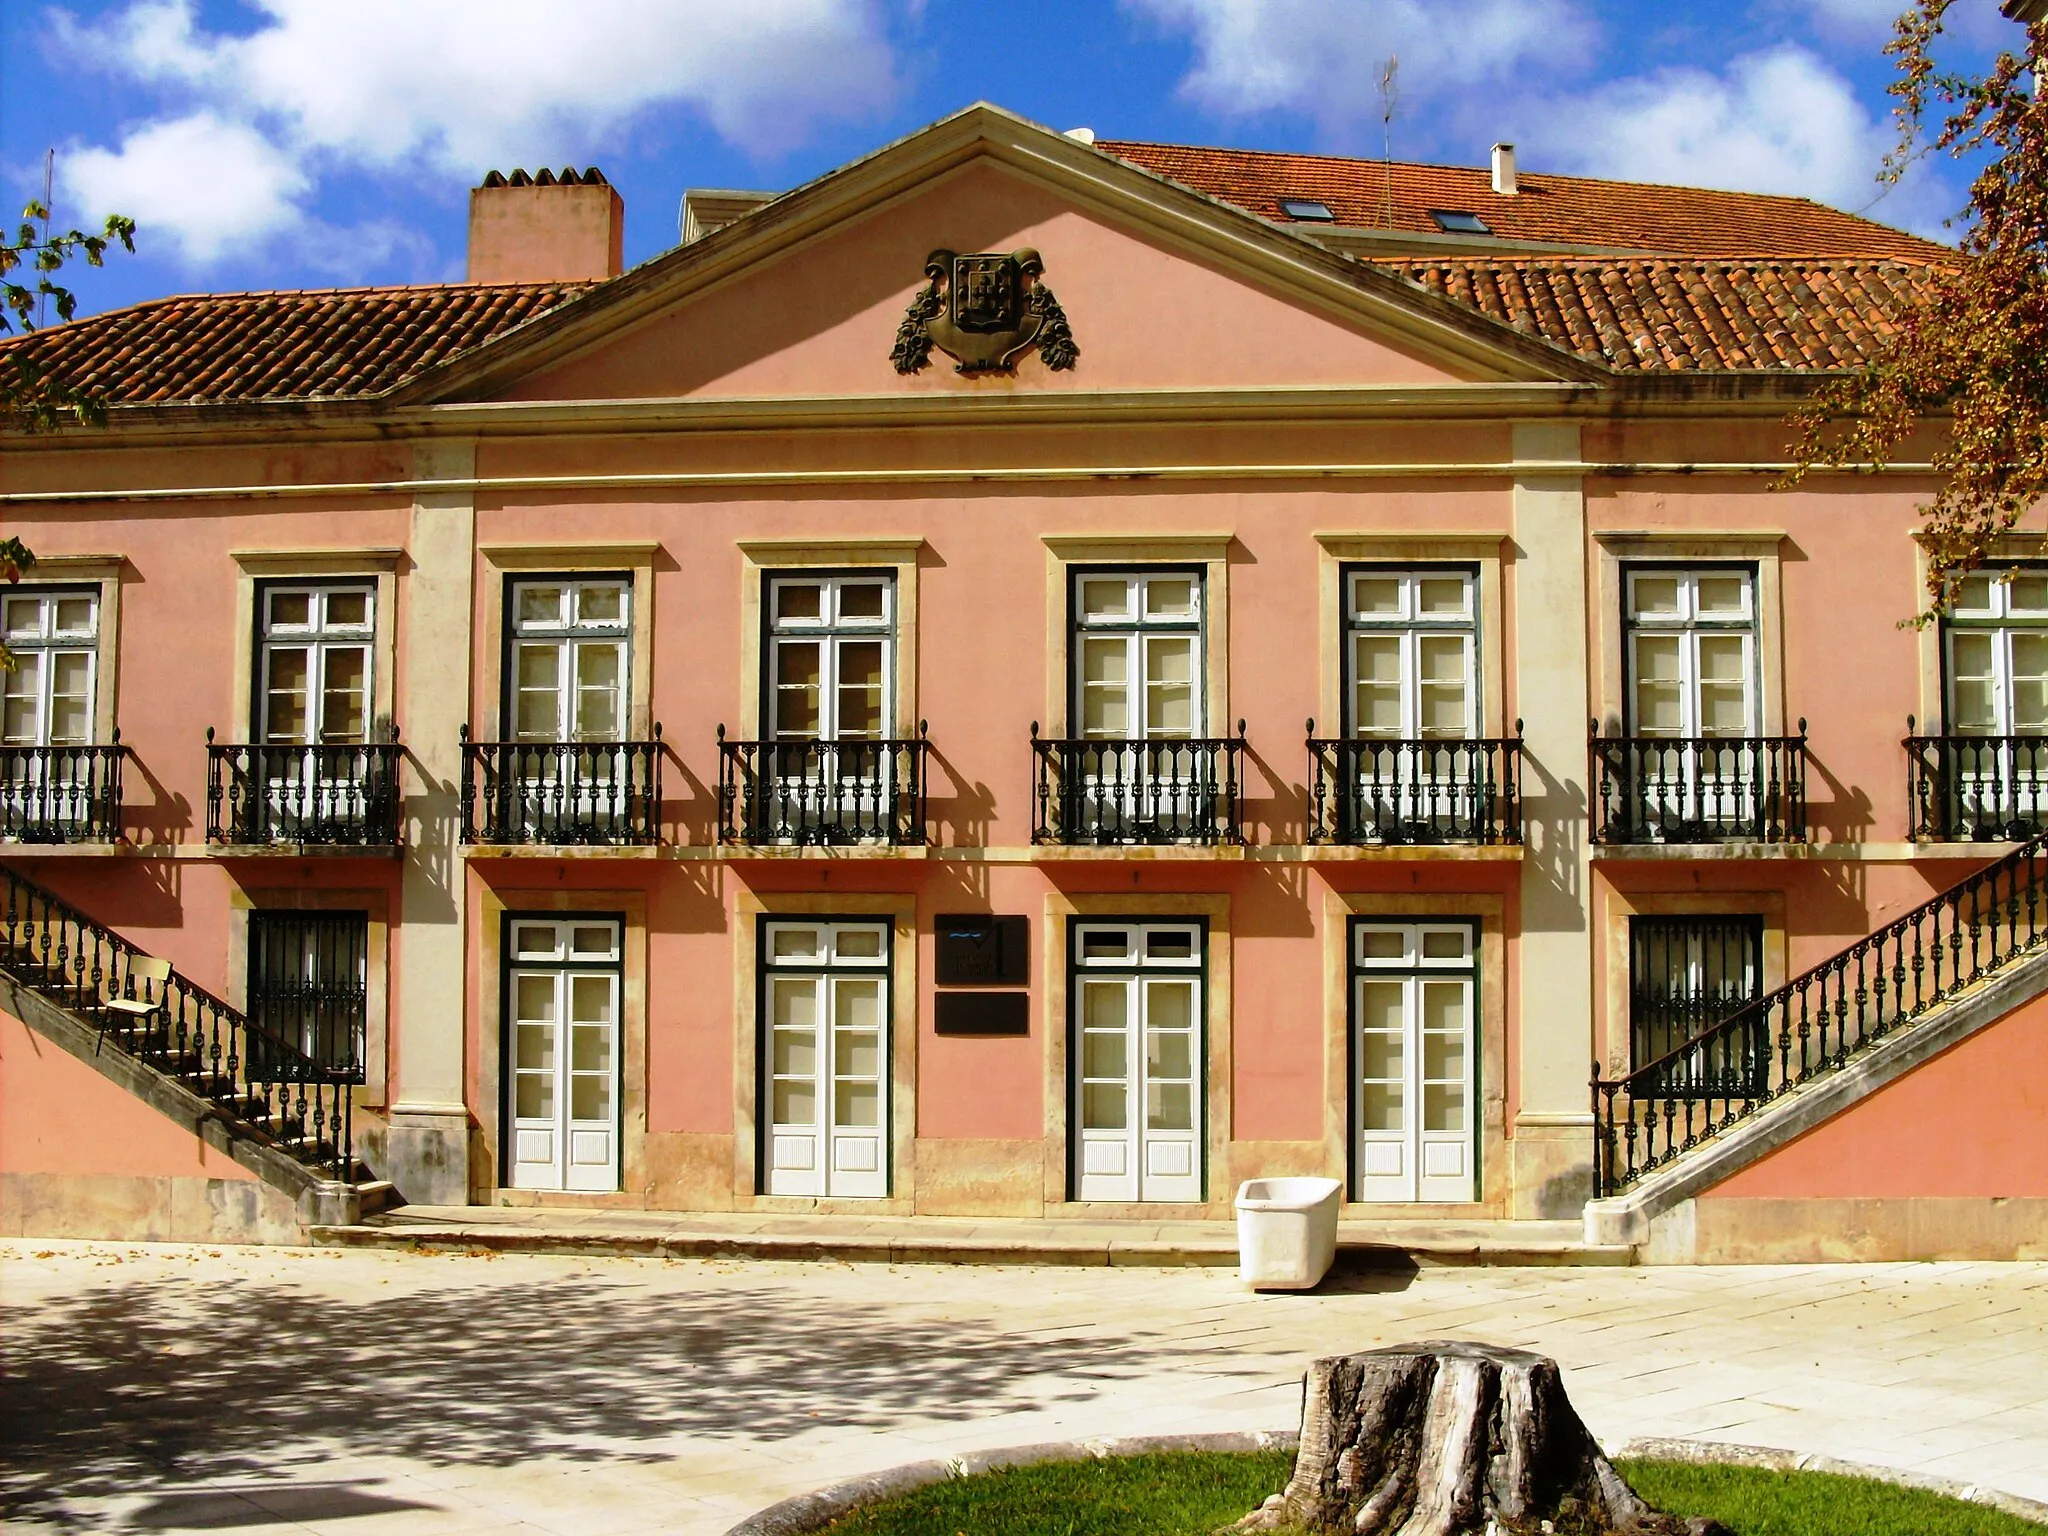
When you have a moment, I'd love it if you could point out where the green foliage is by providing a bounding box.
[1618,1458,2048,1536]
[1,200,135,433]
[820,1450,1292,1536]
[1784,2,2048,624]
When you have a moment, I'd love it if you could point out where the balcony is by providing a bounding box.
[460,728,663,846]
[206,731,404,847]
[1590,722,1808,845]
[1031,724,1246,845]
[0,739,125,844]
[1306,724,1524,846]
[1907,724,2048,842]
[717,728,929,847]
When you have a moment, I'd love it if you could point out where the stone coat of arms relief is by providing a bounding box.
[890,247,1079,376]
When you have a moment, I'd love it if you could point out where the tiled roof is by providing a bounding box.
[0,281,589,405]
[1098,140,1949,262]
[1390,256,1938,372]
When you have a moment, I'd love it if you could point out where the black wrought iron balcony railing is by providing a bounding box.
[0,738,125,844]
[460,727,663,846]
[717,727,929,846]
[206,729,404,847]
[1906,720,2048,842]
[1031,724,1246,845]
[1306,723,1524,846]
[1590,722,1808,845]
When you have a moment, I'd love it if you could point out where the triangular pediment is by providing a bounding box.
[405,106,1601,410]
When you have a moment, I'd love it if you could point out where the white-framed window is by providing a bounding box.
[1625,567,1756,738]
[766,574,893,741]
[1071,919,1204,1203]
[1352,919,1476,1204]
[1945,568,2048,736]
[760,919,892,1198]
[1344,567,1476,740]
[508,577,631,743]
[2,588,98,746]
[504,916,623,1193]
[257,584,374,745]
[1072,569,1203,740]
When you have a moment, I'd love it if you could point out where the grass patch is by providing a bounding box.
[1616,1458,2048,1536]
[820,1449,1292,1536]
[819,1452,2048,1536]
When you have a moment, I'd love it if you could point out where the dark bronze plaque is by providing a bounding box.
[934,990,1030,1037]
[890,247,1078,377]
[935,914,1029,986]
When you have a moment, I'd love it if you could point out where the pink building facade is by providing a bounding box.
[4,108,2044,1260]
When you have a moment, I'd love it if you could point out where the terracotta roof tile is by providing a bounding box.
[0,281,589,406]
[1099,140,1949,261]
[1388,255,1938,372]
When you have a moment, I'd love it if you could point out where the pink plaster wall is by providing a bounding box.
[0,1010,252,1179]
[1705,990,2048,1199]
[506,161,1478,401]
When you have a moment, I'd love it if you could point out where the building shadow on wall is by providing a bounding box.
[0,1269,1187,1527]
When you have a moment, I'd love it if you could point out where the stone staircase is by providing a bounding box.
[0,860,393,1228]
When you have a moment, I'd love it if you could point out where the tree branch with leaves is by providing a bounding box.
[1783,1,2048,623]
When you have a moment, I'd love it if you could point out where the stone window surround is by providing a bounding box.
[9,555,124,745]
[735,539,923,741]
[1913,532,2048,733]
[229,549,400,744]
[476,542,659,741]
[224,883,391,1110]
[1594,886,1788,1081]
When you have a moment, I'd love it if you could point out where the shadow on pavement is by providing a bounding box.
[126,1482,433,1530]
[0,1268,1178,1531]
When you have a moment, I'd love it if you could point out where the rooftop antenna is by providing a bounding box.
[1377,55,1400,230]
[36,149,54,326]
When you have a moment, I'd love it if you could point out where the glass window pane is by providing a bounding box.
[1359,978,1406,1030]
[1082,1082,1127,1129]
[771,1027,815,1077]
[47,691,88,746]
[517,586,564,627]
[775,642,822,737]
[1147,1030,1192,1079]
[577,585,623,626]
[1351,576,1402,618]
[513,924,560,958]
[1358,930,1406,965]
[1146,928,1195,960]
[1950,633,1998,732]
[1632,636,1683,734]
[834,926,885,961]
[1144,577,1195,619]
[834,1030,879,1078]
[1147,1080,1192,1130]
[770,976,818,1026]
[320,648,369,742]
[1629,575,1682,620]
[838,582,886,621]
[569,974,613,1025]
[514,974,557,1024]
[1421,928,1469,962]
[1081,638,1129,736]
[833,977,884,1031]
[1079,578,1130,621]
[1082,1029,1127,1079]
[2012,634,2048,732]
[835,1080,879,1127]
[1955,573,1996,616]
[836,640,885,737]
[771,927,821,962]
[2010,575,2048,614]
[52,596,95,635]
[265,648,310,742]
[1694,574,1749,618]
[1360,1031,1402,1082]
[774,582,823,623]
[1421,980,1466,1038]
[4,596,45,640]
[571,1074,611,1121]
[1082,980,1128,1031]
[570,925,614,958]
[1361,1082,1404,1133]
[515,1024,554,1070]
[1416,577,1469,617]
[515,1073,552,1120]
[324,590,368,628]
[2,671,36,745]
[570,1023,610,1071]
[1145,636,1195,736]
[1146,980,1193,1033]
[1080,929,1130,961]
[773,1079,816,1126]
[267,591,311,630]
[1422,1082,1465,1133]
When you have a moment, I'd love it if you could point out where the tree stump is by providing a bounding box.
[1231,1341,1729,1536]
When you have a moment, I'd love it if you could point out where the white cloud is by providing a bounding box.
[1538,46,1951,227]
[1124,0,1596,137]
[61,110,310,263]
[51,0,902,265]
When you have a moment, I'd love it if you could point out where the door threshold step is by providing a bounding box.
[308,1210,1632,1268]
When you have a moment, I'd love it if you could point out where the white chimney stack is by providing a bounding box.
[1491,142,1518,196]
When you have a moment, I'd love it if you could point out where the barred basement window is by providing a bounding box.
[1627,914,1763,1097]
[246,910,368,1079]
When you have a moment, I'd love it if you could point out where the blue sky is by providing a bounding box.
[1,0,2027,319]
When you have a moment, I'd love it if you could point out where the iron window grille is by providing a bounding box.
[244,909,369,1082]
[1626,914,1764,1099]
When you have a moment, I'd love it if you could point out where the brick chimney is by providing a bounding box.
[468,167,624,284]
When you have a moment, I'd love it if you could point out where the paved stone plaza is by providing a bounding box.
[5,1241,2048,1535]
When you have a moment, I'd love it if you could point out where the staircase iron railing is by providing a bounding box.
[0,861,359,1182]
[1593,831,2048,1197]
[0,738,125,844]
[717,727,929,845]
[1306,723,1523,845]
[206,730,404,846]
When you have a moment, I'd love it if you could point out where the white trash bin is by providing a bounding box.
[1234,1176,1342,1291]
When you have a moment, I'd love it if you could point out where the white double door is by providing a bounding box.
[505,918,622,1192]
[1354,921,1477,1204]
[762,920,890,1198]
[1073,921,1203,1202]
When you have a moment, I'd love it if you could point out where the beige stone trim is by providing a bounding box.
[735,539,924,740]
[223,883,392,1109]
[1313,533,1508,737]
[1911,531,2048,734]
[478,543,658,740]
[8,556,124,744]
[1040,536,1232,738]
[473,886,649,1203]
[227,550,400,741]
[1319,888,1509,1213]
[1040,890,1234,1218]
[1594,884,1787,1079]
[729,889,919,1214]
[1592,531,1788,737]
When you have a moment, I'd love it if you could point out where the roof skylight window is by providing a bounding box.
[1429,209,1492,234]
[1279,198,1336,222]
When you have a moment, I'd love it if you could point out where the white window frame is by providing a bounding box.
[764,573,896,742]
[506,575,633,744]
[1944,567,2048,737]
[1,587,99,747]
[1352,919,1478,1205]
[1624,566,1758,739]
[1070,919,1205,1204]
[1342,566,1478,741]
[1070,567,1205,741]
[759,918,893,1199]
[255,582,377,746]
[503,915,624,1193]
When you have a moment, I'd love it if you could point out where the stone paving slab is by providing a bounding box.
[5,1240,2048,1536]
